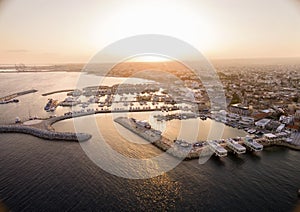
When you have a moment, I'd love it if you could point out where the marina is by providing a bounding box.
[0,83,299,154]
[0,71,299,211]
[114,117,300,160]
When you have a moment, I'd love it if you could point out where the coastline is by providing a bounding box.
[114,116,300,160]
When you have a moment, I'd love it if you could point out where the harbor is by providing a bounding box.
[1,83,299,153]
[114,117,300,160]
[0,70,299,211]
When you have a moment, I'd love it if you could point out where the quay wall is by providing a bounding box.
[259,140,300,151]
[0,125,91,142]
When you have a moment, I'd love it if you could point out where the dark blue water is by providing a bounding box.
[0,133,299,211]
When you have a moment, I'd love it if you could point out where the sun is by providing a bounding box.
[127,55,172,62]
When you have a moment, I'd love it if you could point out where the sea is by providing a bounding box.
[0,72,299,211]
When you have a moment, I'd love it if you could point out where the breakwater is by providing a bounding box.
[114,117,203,160]
[0,89,37,102]
[0,124,91,142]
[0,108,177,142]
[42,89,74,96]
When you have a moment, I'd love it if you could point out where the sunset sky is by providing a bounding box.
[0,0,300,64]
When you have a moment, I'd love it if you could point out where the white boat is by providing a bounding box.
[207,140,227,157]
[243,136,263,151]
[226,139,246,154]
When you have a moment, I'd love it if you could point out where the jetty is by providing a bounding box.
[42,89,74,96]
[0,113,92,142]
[114,117,205,160]
[0,125,91,141]
[0,89,37,103]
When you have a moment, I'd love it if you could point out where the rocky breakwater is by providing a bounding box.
[0,124,91,142]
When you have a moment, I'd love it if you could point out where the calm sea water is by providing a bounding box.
[0,72,300,211]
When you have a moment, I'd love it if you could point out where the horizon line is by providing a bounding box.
[1,56,300,65]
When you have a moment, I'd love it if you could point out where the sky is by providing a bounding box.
[0,0,300,64]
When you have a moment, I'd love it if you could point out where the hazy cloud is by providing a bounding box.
[291,0,300,6]
[5,49,29,53]
[0,0,8,10]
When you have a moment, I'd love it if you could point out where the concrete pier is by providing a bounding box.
[114,117,204,160]
[42,89,74,96]
[0,124,91,142]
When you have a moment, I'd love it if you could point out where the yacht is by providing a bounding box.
[226,139,246,154]
[207,140,227,157]
[243,136,263,151]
